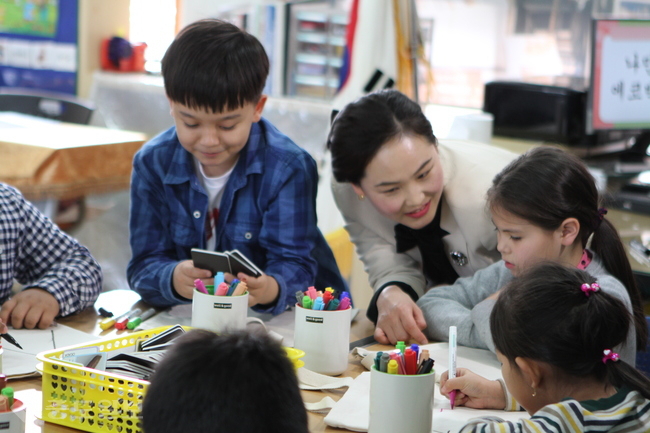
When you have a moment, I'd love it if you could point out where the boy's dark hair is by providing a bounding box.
[488,146,648,348]
[326,89,437,185]
[491,262,650,399]
[142,330,308,433]
[162,19,269,113]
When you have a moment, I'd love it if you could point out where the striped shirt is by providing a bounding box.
[0,183,102,316]
[460,387,650,432]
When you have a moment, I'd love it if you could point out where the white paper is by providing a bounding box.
[2,324,98,377]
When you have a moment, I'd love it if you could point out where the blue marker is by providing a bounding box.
[226,279,240,296]
[312,297,324,311]
[215,272,225,287]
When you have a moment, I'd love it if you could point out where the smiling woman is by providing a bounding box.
[328,89,517,345]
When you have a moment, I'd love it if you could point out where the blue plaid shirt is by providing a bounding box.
[0,183,102,316]
[127,118,346,315]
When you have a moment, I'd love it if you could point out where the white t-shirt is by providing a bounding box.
[194,158,236,251]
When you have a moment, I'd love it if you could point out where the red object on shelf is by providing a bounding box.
[100,38,147,72]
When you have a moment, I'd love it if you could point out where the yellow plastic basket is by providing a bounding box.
[36,326,305,433]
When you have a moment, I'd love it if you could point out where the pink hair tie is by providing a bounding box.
[581,282,600,296]
[598,208,608,220]
[602,349,620,364]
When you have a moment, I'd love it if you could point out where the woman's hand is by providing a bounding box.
[439,368,506,409]
[375,285,428,345]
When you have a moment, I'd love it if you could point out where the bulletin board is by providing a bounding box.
[0,0,78,95]
[589,19,650,131]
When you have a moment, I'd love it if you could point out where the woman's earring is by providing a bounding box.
[531,388,537,397]
[357,194,365,201]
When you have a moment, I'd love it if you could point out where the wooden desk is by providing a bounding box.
[8,290,377,433]
[0,112,147,201]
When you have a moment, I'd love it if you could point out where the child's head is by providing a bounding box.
[327,90,442,230]
[487,147,597,274]
[487,146,648,349]
[491,262,650,413]
[142,330,308,433]
[161,19,269,177]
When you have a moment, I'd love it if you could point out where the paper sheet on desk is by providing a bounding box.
[3,324,97,378]
[324,344,529,433]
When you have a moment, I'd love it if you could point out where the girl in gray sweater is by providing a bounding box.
[417,147,647,364]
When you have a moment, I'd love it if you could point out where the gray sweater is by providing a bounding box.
[416,253,637,365]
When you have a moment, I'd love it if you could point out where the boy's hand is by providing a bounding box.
[228,273,279,307]
[173,260,213,299]
[439,368,506,409]
[0,288,60,329]
[375,286,428,345]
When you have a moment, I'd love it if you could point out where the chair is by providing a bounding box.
[0,87,95,125]
[636,316,650,377]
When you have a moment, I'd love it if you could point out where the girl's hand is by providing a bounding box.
[439,368,506,409]
[375,286,428,345]
[226,273,279,307]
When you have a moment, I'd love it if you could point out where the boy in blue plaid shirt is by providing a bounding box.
[0,183,102,328]
[127,19,345,314]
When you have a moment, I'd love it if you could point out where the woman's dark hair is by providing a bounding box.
[162,19,269,113]
[327,89,437,185]
[488,146,647,348]
[491,263,650,399]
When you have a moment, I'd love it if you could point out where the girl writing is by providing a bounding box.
[417,146,647,363]
[440,263,650,432]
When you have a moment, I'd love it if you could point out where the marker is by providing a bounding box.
[98,307,114,318]
[126,308,157,330]
[302,295,313,310]
[232,281,248,296]
[226,279,240,296]
[99,309,133,331]
[0,395,8,412]
[325,287,334,293]
[307,286,317,300]
[295,290,304,305]
[338,297,351,310]
[380,352,390,373]
[194,279,209,294]
[322,291,333,307]
[115,309,141,330]
[215,272,225,287]
[327,298,340,310]
[1,387,13,408]
[374,352,383,370]
[215,282,229,296]
[312,297,324,311]
[405,348,417,375]
[387,359,398,374]
[449,326,457,409]
[1,333,22,350]
[418,358,435,375]
[396,341,406,355]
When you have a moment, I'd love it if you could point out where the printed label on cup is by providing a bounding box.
[191,288,248,334]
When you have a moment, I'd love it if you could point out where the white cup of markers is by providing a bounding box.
[191,273,249,334]
[0,375,26,433]
[293,287,351,375]
[369,343,436,433]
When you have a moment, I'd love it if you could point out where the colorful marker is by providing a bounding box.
[115,309,142,330]
[387,359,398,374]
[338,297,351,310]
[449,325,458,409]
[226,279,240,296]
[126,307,157,330]
[1,387,13,408]
[194,279,209,294]
[215,282,229,296]
[99,309,134,331]
[232,281,248,296]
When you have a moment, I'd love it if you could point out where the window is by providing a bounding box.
[129,0,177,73]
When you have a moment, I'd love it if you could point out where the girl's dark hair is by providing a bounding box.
[326,89,437,185]
[491,263,650,399]
[488,146,647,348]
[162,19,269,113]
